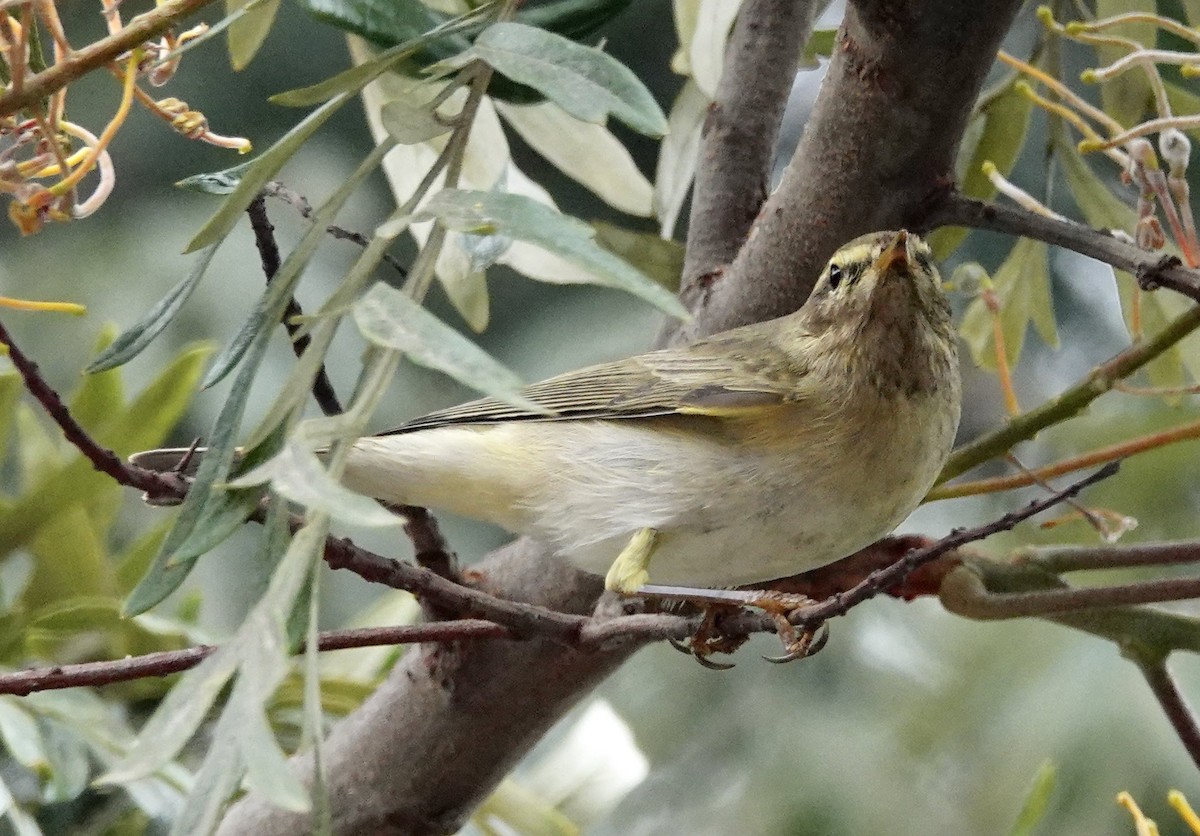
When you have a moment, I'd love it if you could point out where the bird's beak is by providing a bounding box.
[871,230,910,276]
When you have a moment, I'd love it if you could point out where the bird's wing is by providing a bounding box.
[384,324,818,435]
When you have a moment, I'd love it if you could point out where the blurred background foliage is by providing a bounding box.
[2,0,1200,833]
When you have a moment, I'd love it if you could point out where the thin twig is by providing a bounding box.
[0,316,189,497]
[262,181,410,280]
[0,621,513,696]
[940,566,1200,619]
[1135,658,1200,771]
[783,463,1121,628]
[931,418,1200,500]
[937,300,1200,483]
[245,194,343,417]
[925,192,1200,303]
[1021,539,1200,573]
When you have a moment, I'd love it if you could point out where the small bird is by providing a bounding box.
[137,230,961,594]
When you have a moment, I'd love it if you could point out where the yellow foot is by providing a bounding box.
[604,528,660,594]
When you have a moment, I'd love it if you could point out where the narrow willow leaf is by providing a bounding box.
[438,232,495,331]
[168,421,288,564]
[87,245,220,373]
[593,221,683,291]
[200,137,396,389]
[959,238,1053,370]
[418,189,688,317]
[175,160,257,194]
[494,99,653,216]
[99,647,240,783]
[653,79,707,238]
[186,92,354,253]
[123,330,273,615]
[238,703,310,812]
[271,8,486,107]
[466,22,667,137]
[226,0,281,70]
[1009,761,1056,836]
[167,721,243,836]
[298,0,459,48]
[0,700,47,773]
[380,96,452,144]
[354,281,547,413]
[932,76,1033,259]
[243,212,409,452]
[685,0,741,98]
[228,442,403,528]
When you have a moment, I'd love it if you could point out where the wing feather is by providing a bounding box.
[384,319,817,435]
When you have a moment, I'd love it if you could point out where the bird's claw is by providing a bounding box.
[763,620,830,664]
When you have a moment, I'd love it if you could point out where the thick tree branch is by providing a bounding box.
[675,0,1025,340]
[680,0,815,303]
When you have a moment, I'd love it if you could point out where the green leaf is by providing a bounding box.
[175,160,257,194]
[932,76,1033,259]
[271,8,488,107]
[465,22,667,137]
[237,703,310,811]
[801,28,837,64]
[229,442,403,527]
[225,0,280,70]
[1091,0,1155,128]
[354,281,547,412]
[299,0,461,49]
[99,647,241,785]
[0,699,48,774]
[0,372,24,465]
[0,345,207,558]
[1008,760,1056,836]
[124,335,273,615]
[88,245,220,373]
[71,327,124,433]
[593,221,683,292]
[418,189,688,317]
[201,137,395,389]
[959,238,1055,371]
[26,508,114,610]
[380,96,452,144]
[185,92,355,253]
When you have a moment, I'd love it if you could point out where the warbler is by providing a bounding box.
[138,230,960,593]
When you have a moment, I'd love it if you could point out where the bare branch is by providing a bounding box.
[680,0,816,304]
[0,621,511,696]
[926,192,1200,304]
[0,317,189,497]
[1136,659,1200,772]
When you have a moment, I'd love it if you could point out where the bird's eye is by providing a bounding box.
[828,264,844,289]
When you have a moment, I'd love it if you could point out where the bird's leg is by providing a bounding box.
[605,527,661,593]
